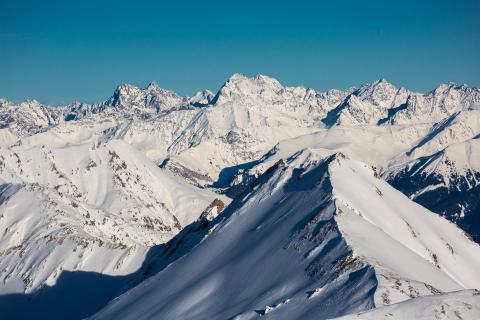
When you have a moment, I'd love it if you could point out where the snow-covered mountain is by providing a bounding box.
[0,99,59,139]
[92,153,480,320]
[0,133,224,318]
[0,73,479,319]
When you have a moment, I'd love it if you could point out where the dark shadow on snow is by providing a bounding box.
[0,238,182,320]
[0,271,131,320]
[377,103,408,125]
[321,95,352,127]
[209,146,279,198]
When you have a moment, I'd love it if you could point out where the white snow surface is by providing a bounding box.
[335,289,480,320]
[0,138,222,295]
[92,154,480,320]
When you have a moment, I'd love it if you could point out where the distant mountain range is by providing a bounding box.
[0,74,479,319]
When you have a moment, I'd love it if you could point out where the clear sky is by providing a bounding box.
[1,0,479,105]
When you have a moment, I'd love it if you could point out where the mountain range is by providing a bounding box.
[0,74,479,319]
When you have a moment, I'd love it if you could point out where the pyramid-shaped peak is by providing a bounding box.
[368,78,396,90]
[354,79,400,107]
[211,73,285,105]
[109,83,143,106]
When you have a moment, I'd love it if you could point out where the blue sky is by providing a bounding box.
[1,0,479,104]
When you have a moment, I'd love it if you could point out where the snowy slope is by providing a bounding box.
[92,154,480,320]
[0,137,223,319]
[386,137,480,240]
[335,289,480,320]
[210,109,480,240]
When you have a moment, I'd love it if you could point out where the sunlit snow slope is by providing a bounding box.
[0,136,222,319]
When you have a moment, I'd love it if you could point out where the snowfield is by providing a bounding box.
[0,74,479,319]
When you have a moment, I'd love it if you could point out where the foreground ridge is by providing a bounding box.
[92,153,480,319]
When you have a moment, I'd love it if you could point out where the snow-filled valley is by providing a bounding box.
[0,74,479,319]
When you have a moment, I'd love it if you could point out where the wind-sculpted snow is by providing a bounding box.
[92,154,480,319]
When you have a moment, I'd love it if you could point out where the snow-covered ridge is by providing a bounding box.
[2,74,478,138]
[91,153,480,320]
[216,113,480,242]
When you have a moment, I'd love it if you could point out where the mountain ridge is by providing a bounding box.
[91,152,480,319]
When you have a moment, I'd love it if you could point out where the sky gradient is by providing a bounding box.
[1,0,479,105]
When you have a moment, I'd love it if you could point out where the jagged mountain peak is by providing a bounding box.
[428,81,480,97]
[107,81,184,111]
[109,83,143,106]
[355,79,401,105]
[112,81,180,98]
